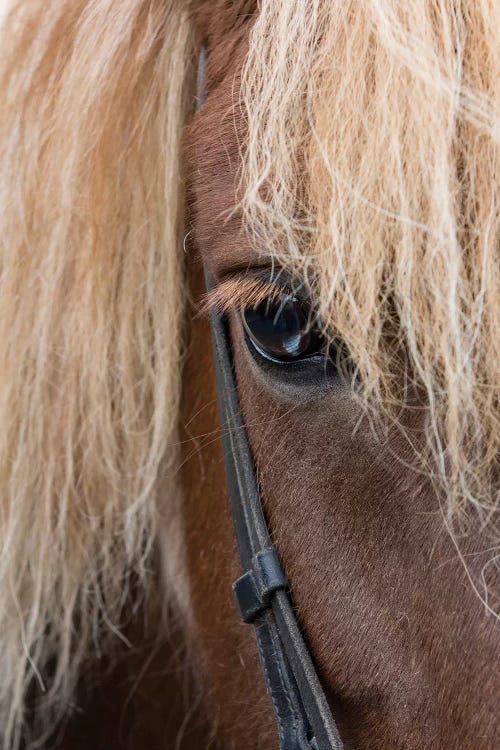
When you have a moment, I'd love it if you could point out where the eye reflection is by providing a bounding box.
[241,294,325,363]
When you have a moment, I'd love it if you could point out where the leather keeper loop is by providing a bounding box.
[233,548,288,623]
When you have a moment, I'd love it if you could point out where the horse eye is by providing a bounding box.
[241,295,324,363]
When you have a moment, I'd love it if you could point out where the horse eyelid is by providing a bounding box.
[200,276,285,316]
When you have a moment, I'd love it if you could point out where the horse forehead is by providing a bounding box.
[185,35,257,275]
[191,0,256,53]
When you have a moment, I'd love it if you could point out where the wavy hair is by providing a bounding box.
[242,0,499,526]
[0,1,195,746]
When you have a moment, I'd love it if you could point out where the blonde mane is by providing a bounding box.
[242,0,499,525]
[0,1,195,745]
[0,1,498,747]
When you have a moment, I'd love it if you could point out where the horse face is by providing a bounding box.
[1,2,498,747]
[181,4,500,748]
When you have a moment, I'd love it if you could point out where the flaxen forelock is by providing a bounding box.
[242,0,500,525]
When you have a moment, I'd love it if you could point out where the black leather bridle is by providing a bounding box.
[197,49,344,750]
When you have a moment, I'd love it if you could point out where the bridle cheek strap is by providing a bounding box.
[209,307,343,750]
[197,48,344,750]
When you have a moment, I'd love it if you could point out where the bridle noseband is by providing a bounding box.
[197,49,344,750]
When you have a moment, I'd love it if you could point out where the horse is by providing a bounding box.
[0,1,498,748]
